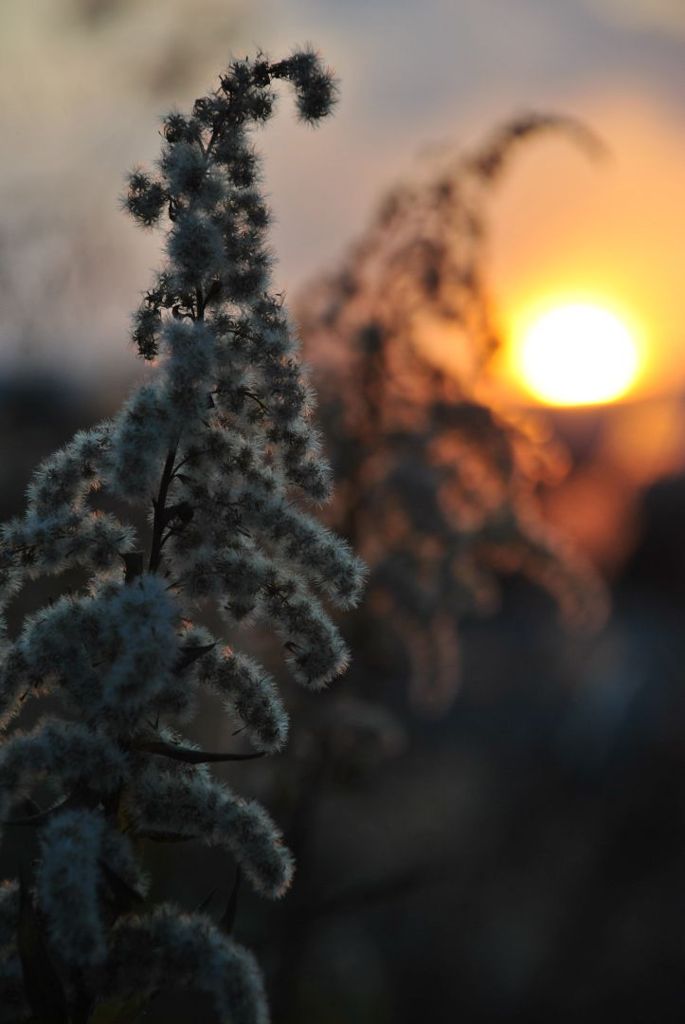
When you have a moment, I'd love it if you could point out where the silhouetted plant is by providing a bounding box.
[249,116,611,1024]
[299,114,608,713]
[0,49,363,1024]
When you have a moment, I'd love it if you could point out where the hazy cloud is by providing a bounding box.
[1,0,683,383]
[582,0,685,37]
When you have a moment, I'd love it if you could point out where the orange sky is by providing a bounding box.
[488,88,685,404]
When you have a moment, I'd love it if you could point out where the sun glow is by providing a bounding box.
[514,301,642,407]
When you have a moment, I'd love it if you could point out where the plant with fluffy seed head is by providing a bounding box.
[0,48,364,1024]
[298,114,608,714]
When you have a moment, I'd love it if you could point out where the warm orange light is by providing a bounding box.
[513,301,642,406]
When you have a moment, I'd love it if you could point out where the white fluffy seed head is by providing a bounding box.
[125,762,294,899]
[106,906,269,1024]
[0,50,361,1024]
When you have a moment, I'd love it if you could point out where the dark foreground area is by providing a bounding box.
[2,374,685,1024]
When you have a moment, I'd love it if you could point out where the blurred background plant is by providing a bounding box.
[298,114,608,716]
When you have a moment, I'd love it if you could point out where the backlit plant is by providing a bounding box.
[299,115,607,712]
[0,49,363,1024]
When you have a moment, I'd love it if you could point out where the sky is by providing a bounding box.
[1,0,684,400]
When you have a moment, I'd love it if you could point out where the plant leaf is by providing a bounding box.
[219,867,241,934]
[135,829,197,843]
[5,787,100,827]
[17,871,68,1024]
[4,794,72,827]
[100,861,145,918]
[135,738,264,764]
[195,888,216,915]
[122,552,145,582]
[173,641,217,675]
[89,994,149,1024]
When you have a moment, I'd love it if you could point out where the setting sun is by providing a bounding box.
[515,302,641,407]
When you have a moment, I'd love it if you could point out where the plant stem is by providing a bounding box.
[148,445,178,573]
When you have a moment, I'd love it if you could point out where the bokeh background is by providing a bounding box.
[3,1,685,1021]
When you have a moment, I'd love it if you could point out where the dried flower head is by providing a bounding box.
[0,48,363,1024]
